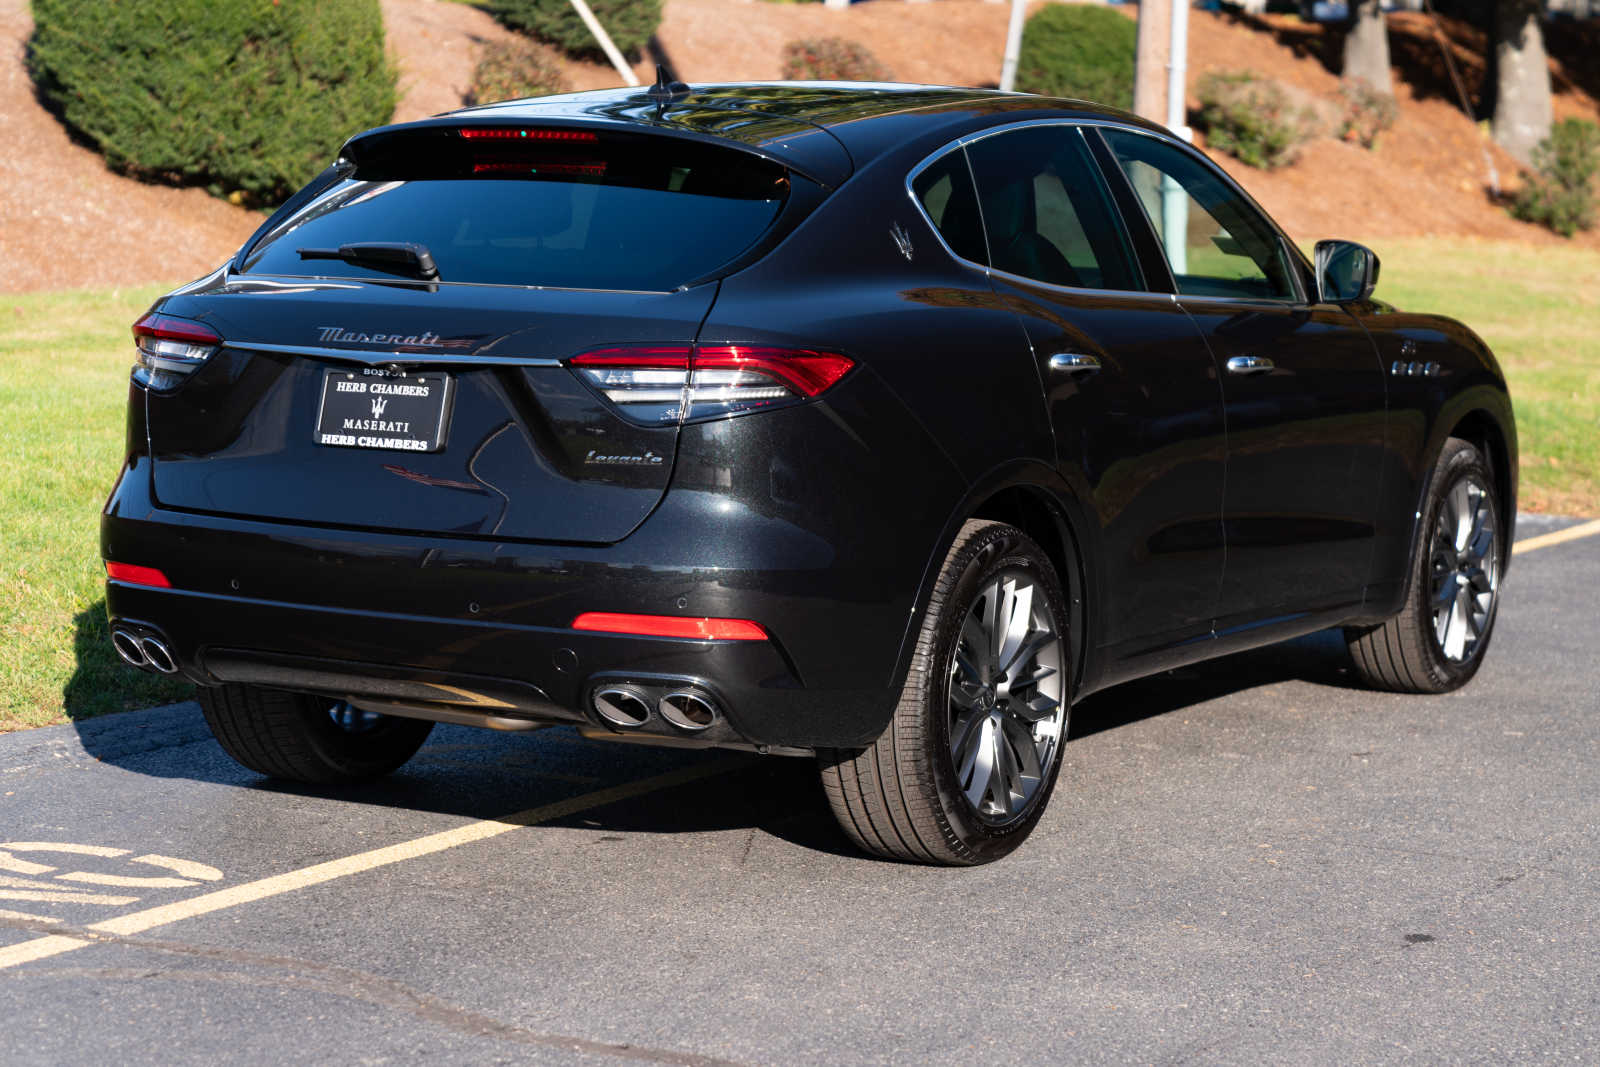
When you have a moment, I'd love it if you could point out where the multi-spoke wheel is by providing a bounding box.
[199,686,433,784]
[1428,475,1498,663]
[948,571,1065,824]
[1347,437,1504,693]
[821,519,1072,864]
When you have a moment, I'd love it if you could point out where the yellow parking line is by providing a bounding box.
[0,759,737,972]
[1515,518,1600,556]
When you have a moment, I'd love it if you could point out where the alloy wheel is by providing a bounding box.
[1429,474,1498,663]
[947,570,1066,825]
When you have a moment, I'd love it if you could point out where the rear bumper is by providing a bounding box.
[101,444,942,749]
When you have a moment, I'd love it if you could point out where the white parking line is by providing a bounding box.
[0,759,737,972]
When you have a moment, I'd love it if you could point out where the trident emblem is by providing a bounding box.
[371,397,388,418]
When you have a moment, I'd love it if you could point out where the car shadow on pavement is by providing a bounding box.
[1070,627,1362,740]
[61,624,1359,861]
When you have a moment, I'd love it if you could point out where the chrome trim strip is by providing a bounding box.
[226,340,564,367]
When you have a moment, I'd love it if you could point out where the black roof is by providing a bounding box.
[345,82,1168,189]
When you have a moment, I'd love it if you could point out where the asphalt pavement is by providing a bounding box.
[2,514,1597,1065]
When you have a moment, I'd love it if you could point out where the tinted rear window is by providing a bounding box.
[242,132,790,291]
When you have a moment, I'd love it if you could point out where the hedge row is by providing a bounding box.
[29,0,395,205]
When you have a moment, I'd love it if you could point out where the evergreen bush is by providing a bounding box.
[1337,82,1399,150]
[488,0,661,62]
[780,38,893,81]
[469,39,570,105]
[1014,5,1135,109]
[1196,71,1318,170]
[1511,119,1600,238]
[28,0,395,206]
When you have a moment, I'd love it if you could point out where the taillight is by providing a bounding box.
[132,312,221,390]
[568,344,854,425]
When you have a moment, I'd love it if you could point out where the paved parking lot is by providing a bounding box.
[2,515,1597,1064]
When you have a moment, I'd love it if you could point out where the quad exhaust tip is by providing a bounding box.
[111,629,148,669]
[140,636,177,674]
[658,689,719,732]
[593,686,652,729]
[590,684,723,733]
[110,627,178,675]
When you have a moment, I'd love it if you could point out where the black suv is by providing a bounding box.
[104,84,1515,864]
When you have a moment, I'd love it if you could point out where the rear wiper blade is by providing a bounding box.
[297,242,440,281]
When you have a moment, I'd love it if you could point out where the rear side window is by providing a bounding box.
[242,132,791,292]
[964,125,1141,292]
[911,150,988,265]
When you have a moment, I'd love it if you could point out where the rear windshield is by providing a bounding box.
[242,131,790,291]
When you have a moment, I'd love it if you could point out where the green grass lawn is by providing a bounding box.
[1,286,194,731]
[1365,238,1600,517]
[1,237,1596,732]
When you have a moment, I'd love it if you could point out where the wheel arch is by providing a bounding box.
[1445,408,1517,567]
[889,462,1098,699]
[1384,397,1519,622]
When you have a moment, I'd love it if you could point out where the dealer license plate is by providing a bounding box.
[315,369,453,453]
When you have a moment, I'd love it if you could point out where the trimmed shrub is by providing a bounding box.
[1337,82,1399,150]
[1511,119,1600,238]
[780,38,893,82]
[469,39,570,105]
[28,0,395,206]
[488,0,661,61]
[1015,4,1135,109]
[1196,71,1318,170]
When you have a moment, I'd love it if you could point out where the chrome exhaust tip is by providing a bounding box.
[658,689,719,732]
[593,686,652,729]
[138,636,178,675]
[111,629,148,669]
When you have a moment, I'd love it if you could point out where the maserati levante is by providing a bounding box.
[103,82,1515,864]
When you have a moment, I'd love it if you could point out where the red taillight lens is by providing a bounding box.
[571,612,768,641]
[105,562,171,588]
[568,344,853,425]
[132,313,222,346]
[131,312,221,389]
[694,346,855,398]
[458,127,598,142]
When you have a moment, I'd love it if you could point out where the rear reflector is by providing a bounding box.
[568,344,853,425]
[458,127,598,142]
[571,613,768,641]
[105,562,171,588]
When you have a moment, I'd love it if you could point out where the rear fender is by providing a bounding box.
[889,462,1099,701]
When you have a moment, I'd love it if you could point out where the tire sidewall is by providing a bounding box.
[922,524,1072,863]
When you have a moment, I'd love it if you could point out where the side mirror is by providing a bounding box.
[1314,240,1380,304]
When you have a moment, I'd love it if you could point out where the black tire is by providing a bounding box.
[1345,438,1504,694]
[198,684,434,784]
[820,519,1073,865]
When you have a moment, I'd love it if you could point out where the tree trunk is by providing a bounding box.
[1492,0,1552,165]
[1342,0,1394,96]
[1134,0,1172,124]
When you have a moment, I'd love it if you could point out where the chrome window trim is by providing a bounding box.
[903,116,1313,306]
